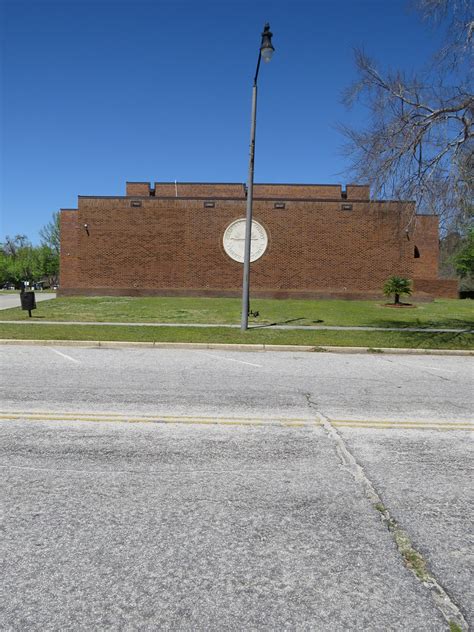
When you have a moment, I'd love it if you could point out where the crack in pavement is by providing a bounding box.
[301,391,468,631]
[303,392,318,409]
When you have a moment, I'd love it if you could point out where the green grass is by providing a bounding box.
[1,296,471,348]
[401,548,428,581]
[0,323,472,349]
[0,296,472,329]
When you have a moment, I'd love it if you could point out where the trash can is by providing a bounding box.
[20,290,36,316]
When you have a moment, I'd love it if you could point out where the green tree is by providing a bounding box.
[9,245,41,285]
[37,244,59,288]
[0,250,9,285]
[383,276,413,305]
[451,227,474,279]
[38,212,60,286]
[39,211,60,255]
[1,215,60,289]
[0,235,42,286]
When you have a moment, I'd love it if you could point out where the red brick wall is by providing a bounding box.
[125,182,354,200]
[59,210,80,287]
[60,193,420,296]
[346,185,370,199]
[413,279,458,298]
[253,184,342,199]
[127,183,247,198]
[126,182,150,196]
[157,183,246,198]
[59,182,456,299]
[413,215,439,279]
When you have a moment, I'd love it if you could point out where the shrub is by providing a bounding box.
[383,276,412,304]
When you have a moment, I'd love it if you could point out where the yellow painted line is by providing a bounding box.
[0,411,312,423]
[283,422,307,428]
[1,412,470,430]
[332,418,472,426]
[331,422,473,431]
[0,412,320,428]
[0,416,266,427]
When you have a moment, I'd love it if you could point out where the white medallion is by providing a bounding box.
[223,219,268,263]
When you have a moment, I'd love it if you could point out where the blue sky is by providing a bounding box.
[1,0,443,242]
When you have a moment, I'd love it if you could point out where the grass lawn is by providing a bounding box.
[0,295,472,329]
[1,296,472,348]
[0,323,472,350]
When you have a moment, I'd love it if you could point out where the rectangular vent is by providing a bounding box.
[274,202,286,209]
[204,201,215,208]
[341,203,353,211]
[130,200,142,208]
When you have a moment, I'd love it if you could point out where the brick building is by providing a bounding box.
[59,181,457,299]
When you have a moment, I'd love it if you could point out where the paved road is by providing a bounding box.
[1,345,472,630]
[342,428,473,628]
[0,292,56,310]
[1,345,472,421]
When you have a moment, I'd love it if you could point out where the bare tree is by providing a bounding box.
[340,0,473,232]
[1,235,30,257]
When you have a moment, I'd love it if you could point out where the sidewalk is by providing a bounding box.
[0,319,472,333]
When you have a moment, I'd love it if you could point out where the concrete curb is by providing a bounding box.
[0,339,472,356]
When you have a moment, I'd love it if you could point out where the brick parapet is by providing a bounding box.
[125,182,372,201]
[253,184,342,199]
[346,185,370,199]
[126,182,151,196]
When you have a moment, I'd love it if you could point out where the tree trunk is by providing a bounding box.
[394,293,400,304]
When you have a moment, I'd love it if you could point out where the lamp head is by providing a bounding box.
[260,23,274,63]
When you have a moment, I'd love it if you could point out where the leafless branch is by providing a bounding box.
[340,1,473,233]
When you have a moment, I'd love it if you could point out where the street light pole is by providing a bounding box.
[241,23,274,331]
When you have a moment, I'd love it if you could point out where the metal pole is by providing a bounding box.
[241,56,261,331]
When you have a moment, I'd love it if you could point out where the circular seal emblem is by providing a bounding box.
[223,219,268,263]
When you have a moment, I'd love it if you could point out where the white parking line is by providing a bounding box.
[51,348,80,363]
[199,352,262,368]
[382,358,458,373]
[415,365,457,373]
